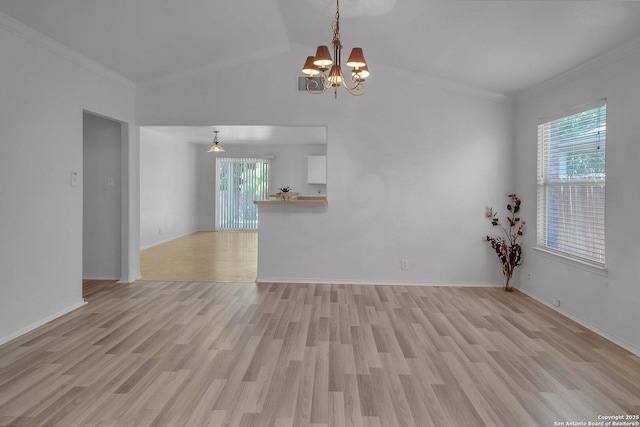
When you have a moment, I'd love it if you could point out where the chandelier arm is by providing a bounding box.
[341,81,366,96]
[306,73,332,94]
[340,73,365,92]
[321,71,334,89]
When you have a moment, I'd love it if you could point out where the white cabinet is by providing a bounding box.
[307,155,326,184]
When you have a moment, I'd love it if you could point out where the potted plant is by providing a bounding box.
[279,186,292,201]
[485,194,526,292]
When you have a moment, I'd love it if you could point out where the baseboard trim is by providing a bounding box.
[256,277,502,288]
[118,274,141,284]
[516,287,640,357]
[140,231,199,250]
[82,274,141,284]
[83,275,119,280]
[0,300,87,346]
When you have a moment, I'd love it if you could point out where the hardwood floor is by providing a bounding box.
[1,280,639,426]
[140,231,257,282]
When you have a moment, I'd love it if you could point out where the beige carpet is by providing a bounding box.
[140,231,257,282]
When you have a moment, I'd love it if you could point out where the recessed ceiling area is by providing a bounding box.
[143,125,327,146]
[1,1,640,95]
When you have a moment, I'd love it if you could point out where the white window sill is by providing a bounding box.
[532,246,608,277]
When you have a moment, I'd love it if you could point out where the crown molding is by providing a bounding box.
[138,43,291,90]
[0,11,135,90]
[517,37,640,102]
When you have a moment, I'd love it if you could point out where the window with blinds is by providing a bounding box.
[537,101,606,265]
[216,158,270,230]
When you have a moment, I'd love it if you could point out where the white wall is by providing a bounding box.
[265,144,327,196]
[140,128,199,248]
[514,44,640,354]
[195,143,327,231]
[83,112,122,279]
[0,15,138,344]
[137,46,514,287]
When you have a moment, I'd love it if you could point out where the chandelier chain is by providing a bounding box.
[332,0,341,50]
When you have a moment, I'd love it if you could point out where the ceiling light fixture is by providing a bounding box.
[301,0,368,98]
[207,131,225,153]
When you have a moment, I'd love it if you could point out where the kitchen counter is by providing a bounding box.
[254,196,328,206]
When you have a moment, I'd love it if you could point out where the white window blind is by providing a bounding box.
[216,158,270,230]
[537,101,606,265]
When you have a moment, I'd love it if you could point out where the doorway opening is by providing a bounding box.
[82,112,122,280]
[216,157,270,231]
[138,125,326,283]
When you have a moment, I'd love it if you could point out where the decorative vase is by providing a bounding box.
[281,192,290,201]
[503,271,514,292]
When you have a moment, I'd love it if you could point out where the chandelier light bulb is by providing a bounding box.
[313,45,333,69]
[302,56,320,76]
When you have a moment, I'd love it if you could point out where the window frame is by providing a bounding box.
[536,100,607,268]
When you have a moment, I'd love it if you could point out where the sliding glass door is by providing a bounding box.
[216,158,270,230]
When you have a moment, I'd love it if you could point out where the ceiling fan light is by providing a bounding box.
[313,45,333,68]
[302,56,320,76]
[346,47,366,68]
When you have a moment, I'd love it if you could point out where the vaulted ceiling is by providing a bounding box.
[1,0,640,96]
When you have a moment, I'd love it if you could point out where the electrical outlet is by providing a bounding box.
[401,259,409,270]
[551,297,560,307]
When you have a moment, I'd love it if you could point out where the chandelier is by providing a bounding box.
[207,131,225,153]
[301,0,369,98]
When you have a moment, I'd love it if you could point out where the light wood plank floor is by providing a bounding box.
[141,231,257,282]
[1,280,639,426]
